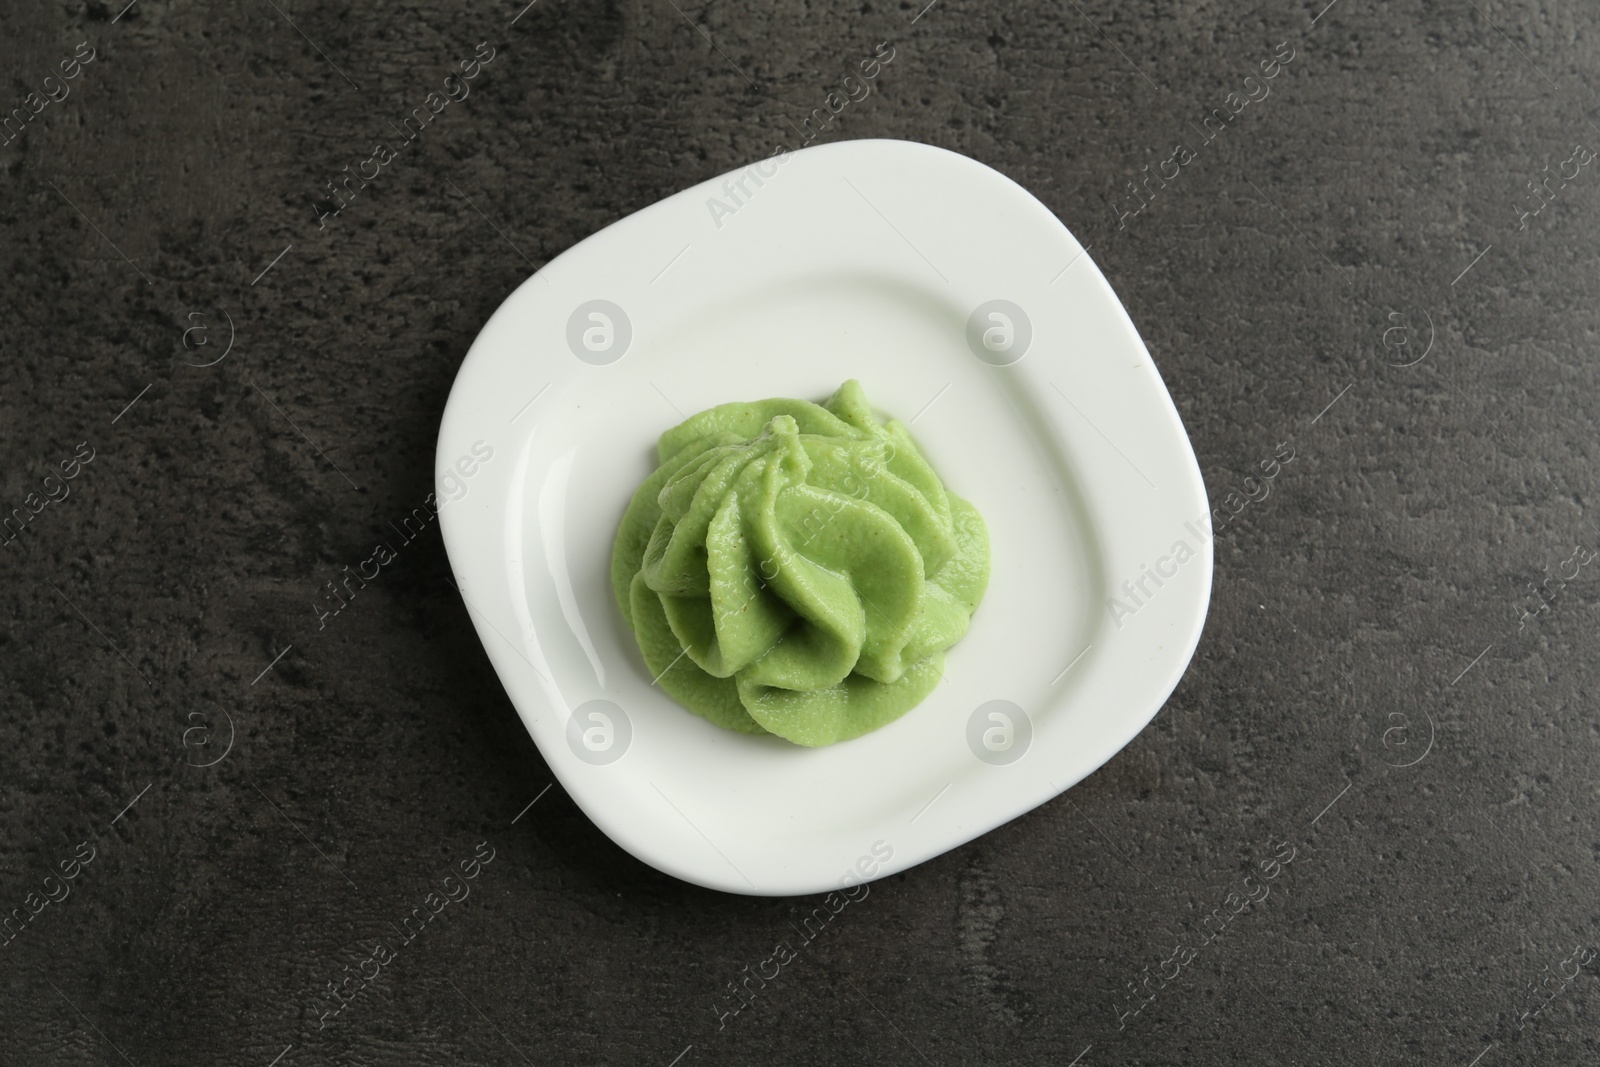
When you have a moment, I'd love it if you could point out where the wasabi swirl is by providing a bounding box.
[611,380,990,747]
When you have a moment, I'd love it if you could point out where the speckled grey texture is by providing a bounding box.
[3,0,1600,1064]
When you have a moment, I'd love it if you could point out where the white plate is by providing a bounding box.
[436,138,1211,896]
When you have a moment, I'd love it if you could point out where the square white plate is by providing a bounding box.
[437,138,1211,896]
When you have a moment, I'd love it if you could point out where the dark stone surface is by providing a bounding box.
[3,0,1599,1064]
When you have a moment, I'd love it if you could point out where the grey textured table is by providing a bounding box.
[4,1,1599,1064]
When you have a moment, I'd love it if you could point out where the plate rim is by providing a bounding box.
[437,136,1213,896]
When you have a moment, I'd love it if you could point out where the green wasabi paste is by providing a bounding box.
[611,380,990,747]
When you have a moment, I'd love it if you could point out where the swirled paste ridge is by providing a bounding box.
[612,380,989,747]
